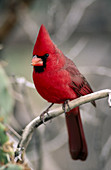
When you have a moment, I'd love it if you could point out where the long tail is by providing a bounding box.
[65,107,88,160]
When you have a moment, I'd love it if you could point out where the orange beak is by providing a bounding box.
[31,56,43,66]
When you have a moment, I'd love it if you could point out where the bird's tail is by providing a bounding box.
[65,107,88,160]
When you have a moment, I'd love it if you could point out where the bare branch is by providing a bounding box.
[6,124,21,139]
[11,76,35,89]
[67,37,89,59]
[15,89,111,161]
[53,0,96,44]
[79,66,111,78]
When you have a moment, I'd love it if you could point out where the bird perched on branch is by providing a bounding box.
[31,24,96,161]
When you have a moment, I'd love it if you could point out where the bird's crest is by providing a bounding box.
[33,24,55,55]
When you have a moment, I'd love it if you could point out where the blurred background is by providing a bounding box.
[0,0,111,169]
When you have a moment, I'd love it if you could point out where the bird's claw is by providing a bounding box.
[40,111,50,125]
[62,100,71,114]
[40,103,54,124]
[14,147,24,163]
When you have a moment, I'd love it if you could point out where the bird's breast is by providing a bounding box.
[33,69,76,103]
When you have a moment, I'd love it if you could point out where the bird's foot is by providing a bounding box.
[40,103,54,124]
[62,100,71,114]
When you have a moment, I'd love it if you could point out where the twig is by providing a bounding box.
[11,76,35,89]
[67,37,88,59]
[20,78,43,170]
[6,124,21,139]
[79,66,111,78]
[53,0,96,44]
[15,89,111,161]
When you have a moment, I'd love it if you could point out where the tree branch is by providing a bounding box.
[15,89,111,161]
[53,0,96,44]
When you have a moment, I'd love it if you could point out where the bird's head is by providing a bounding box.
[31,24,64,73]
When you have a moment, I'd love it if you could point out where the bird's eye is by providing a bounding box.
[44,53,49,58]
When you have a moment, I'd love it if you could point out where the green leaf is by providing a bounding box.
[0,163,23,170]
[0,149,10,165]
[0,123,9,146]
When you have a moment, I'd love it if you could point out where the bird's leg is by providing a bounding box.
[62,103,66,114]
[66,100,71,111]
[40,103,54,124]
[62,100,71,114]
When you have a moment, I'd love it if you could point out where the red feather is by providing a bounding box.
[32,24,95,160]
[65,107,88,160]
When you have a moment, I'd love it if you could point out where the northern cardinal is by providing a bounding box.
[31,24,96,161]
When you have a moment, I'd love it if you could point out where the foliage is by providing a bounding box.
[0,122,31,169]
[0,163,25,170]
[0,122,9,145]
[0,123,14,166]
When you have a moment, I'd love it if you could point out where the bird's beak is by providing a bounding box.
[31,56,43,66]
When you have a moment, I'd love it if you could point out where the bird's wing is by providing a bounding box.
[64,56,96,106]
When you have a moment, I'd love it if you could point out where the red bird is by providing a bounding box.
[31,24,95,161]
